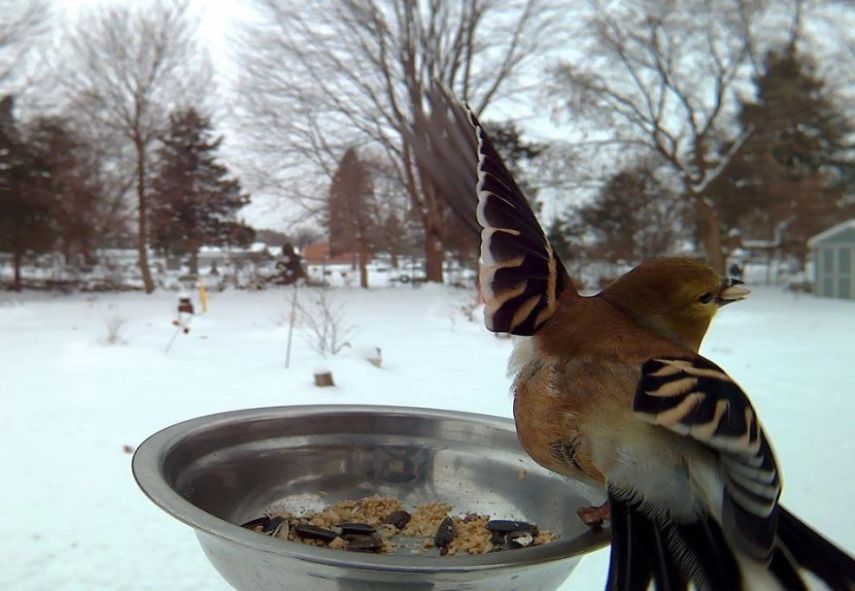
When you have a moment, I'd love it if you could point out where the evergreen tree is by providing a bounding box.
[380,211,406,269]
[574,162,687,264]
[440,120,545,267]
[546,217,574,265]
[0,96,56,290]
[326,148,377,288]
[717,43,855,264]
[482,121,545,206]
[150,108,254,275]
[26,117,103,266]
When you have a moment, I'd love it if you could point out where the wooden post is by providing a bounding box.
[313,371,334,387]
[285,283,299,368]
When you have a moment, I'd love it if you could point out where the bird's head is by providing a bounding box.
[599,257,750,352]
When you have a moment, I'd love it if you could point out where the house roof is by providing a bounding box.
[301,242,357,265]
[808,219,855,247]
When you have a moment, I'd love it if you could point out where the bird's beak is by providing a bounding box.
[717,278,750,306]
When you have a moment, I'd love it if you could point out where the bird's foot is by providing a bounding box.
[577,501,610,530]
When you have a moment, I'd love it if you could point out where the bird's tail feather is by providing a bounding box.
[775,506,855,591]
[607,490,855,591]
[606,487,741,591]
[606,488,688,591]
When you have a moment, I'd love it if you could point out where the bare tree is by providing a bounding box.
[61,1,210,292]
[238,0,567,282]
[297,289,356,357]
[549,0,775,271]
[0,0,50,90]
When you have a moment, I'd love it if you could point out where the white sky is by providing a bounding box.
[54,0,259,94]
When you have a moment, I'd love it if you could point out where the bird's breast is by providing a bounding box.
[510,346,606,486]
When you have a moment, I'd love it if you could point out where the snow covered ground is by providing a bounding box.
[1,282,853,590]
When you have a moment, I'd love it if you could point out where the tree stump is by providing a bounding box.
[314,371,335,387]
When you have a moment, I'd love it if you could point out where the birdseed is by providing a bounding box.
[240,495,557,555]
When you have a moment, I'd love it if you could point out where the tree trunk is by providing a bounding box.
[422,181,444,283]
[189,249,199,276]
[406,85,444,284]
[424,224,444,283]
[390,251,399,269]
[134,135,155,293]
[81,236,94,267]
[12,251,22,291]
[359,246,369,289]
[696,198,724,273]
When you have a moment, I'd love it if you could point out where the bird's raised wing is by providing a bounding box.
[634,356,781,560]
[468,106,571,335]
[407,83,571,335]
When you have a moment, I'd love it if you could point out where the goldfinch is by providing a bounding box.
[410,86,855,590]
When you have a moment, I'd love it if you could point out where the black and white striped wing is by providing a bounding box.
[634,356,782,559]
[469,110,570,335]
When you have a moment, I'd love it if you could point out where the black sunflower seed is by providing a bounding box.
[489,530,507,546]
[240,516,270,531]
[264,516,288,537]
[346,536,383,552]
[508,530,535,548]
[337,522,376,536]
[384,510,411,530]
[434,516,454,553]
[294,523,339,542]
[261,516,286,533]
[485,520,536,534]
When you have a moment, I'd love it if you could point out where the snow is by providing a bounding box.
[1,283,853,590]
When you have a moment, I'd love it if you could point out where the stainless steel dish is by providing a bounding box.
[132,405,608,590]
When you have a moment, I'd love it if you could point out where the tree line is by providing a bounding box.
[2,0,854,292]
[0,1,252,292]
[546,1,854,271]
[552,41,854,269]
[0,95,253,291]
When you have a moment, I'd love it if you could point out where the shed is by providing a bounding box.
[808,219,855,300]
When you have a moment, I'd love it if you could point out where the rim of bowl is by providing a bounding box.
[132,404,609,574]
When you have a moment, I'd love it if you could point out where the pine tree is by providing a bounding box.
[380,211,405,269]
[482,121,545,206]
[0,96,56,290]
[326,148,377,288]
[150,108,254,275]
[546,217,574,265]
[26,117,103,266]
[575,162,687,264]
[722,43,855,263]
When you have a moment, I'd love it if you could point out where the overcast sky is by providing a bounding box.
[39,0,855,233]
[51,0,295,229]
[50,0,570,232]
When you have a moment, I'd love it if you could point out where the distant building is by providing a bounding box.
[301,242,360,265]
[808,219,855,300]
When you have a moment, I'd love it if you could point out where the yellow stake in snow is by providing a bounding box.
[197,278,208,314]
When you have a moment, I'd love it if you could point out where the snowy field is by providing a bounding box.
[1,282,853,590]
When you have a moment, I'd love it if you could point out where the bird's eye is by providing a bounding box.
[699,292,714,304]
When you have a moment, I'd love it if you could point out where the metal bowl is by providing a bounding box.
[132,405,608,591]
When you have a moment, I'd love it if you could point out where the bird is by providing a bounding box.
[408,84,855,590]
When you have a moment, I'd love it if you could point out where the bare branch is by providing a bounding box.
[0,0,51,88]
[236,0,568,281]
[58,0,210,292]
